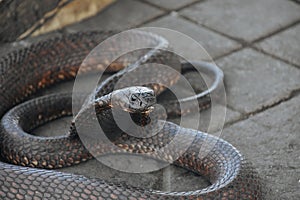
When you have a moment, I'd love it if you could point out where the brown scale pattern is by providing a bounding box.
[0,31,265,199]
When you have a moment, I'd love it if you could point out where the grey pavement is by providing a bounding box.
[180,0,300,42]
[255,24,300,67]
[1,0,300,199]
[216,48,300,114]
[144,13,241,59]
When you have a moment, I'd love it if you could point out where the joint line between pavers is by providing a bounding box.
[250,46,300,70]
[136,0,206,12]
[223,88,300,129]
[252,19,300,44]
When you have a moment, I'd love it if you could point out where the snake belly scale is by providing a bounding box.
[0,31,264,199]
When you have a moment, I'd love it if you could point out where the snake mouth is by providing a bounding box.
[141,105,154,114]
[123,105,155,114]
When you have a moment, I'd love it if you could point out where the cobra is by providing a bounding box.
[0,31,264,199]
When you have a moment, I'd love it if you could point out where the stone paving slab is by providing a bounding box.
[66,0,164,33]
[180,0,300,42]
[216,48,300,113]
[255,23,300,67]
[144,0,198,10]
[222,94,300,199]
[144,13,241,59]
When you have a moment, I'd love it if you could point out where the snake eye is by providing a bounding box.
[131,95,137,102]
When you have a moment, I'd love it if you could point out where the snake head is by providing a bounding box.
[111,86,156,113]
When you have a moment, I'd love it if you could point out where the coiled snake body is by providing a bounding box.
[0,31,264,199]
